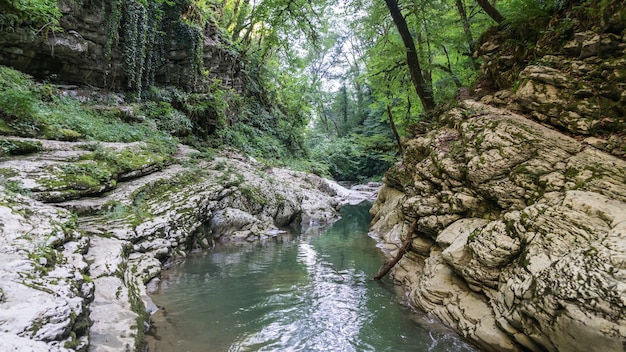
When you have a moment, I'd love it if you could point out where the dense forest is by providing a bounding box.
[0,0,620,181]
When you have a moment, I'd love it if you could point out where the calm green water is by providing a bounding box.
[147,202,479,352]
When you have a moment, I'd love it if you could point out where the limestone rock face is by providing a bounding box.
[0,188,92,351]
[0,139,366,351]
[370,101,626,352]
[0,0,242,92]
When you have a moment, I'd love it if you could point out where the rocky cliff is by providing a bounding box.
[372,1,626,351]
[0,0,241,92]
[476,1,626,158]
[370,5,626,350]
[0,137,373,351]
[371,100,626,351]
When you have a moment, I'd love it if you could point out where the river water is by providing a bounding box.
[147,202,479,352]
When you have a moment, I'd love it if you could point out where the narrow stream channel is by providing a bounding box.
[147,202,479,352]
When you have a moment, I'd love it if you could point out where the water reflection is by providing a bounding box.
[147,202,479,352]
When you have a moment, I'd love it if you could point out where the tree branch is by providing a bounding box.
[373,219,417,280]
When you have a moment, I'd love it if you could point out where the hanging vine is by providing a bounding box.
[143,0,164,88]
[102,0,214,95]
[104,0,122,87]
[122,0,144,92]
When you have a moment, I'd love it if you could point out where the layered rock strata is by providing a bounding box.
[0,0,241,92]
[370,100,626,352]
[0,138,365,351]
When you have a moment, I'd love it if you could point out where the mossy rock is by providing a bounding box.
[0,138,43,156]
[0,120,16,135]
[36,162,117,201]
[44,127,83,141]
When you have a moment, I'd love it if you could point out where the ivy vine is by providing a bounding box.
[102,0,210,97]
[104,0,122,87]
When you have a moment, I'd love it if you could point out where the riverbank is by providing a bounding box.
[0,138,376,351]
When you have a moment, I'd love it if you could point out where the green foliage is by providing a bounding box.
[0,0,62,33]
[310,133,395,182]
[0,138,42,156]
[0,178,27,195]
[0,65,181,151]
[218,122,287,159]
[143,101,193,136]
[0,87,42,135]
[501,0,569,41]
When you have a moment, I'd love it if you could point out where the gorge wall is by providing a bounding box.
[371,100,626,352]
[0,0,241,92]
[370,3,626,351]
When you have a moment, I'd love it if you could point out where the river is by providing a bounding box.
[146,202,479,352]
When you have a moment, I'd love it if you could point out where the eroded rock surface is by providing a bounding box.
[370,101,626,352]
[476,6,626,159]
[0,139,364,351]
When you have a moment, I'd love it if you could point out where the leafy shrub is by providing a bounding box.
[0,65,33,89]
[143,101,193,136]
[501,0,570,41]
[0,87,42,136]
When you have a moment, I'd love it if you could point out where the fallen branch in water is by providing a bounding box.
[373,219,417,281]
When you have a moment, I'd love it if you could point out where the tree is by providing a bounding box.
[474,0,505,23]
[456,0,475,52]
[383,0,436,113]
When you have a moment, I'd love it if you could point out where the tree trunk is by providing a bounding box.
[435,46,463,88]
[384,0,436,113]
[373,219,417,280]
[387,104,404,156]
[475,0,505,24]
[456,0,475,52]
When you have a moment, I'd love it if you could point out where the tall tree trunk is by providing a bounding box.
[384,0,436,113]
[413,0,433,87]
[341,85,348,125]
[456,0,475,52]
[475,0,505,24]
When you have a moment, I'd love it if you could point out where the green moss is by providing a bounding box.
[564,167,580,179]
[44,127,83,141]
[239,185,268,207]
[0,167,17,178]
[126,278,148,351]
[39,162,114,196]
[468,227,482,243]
